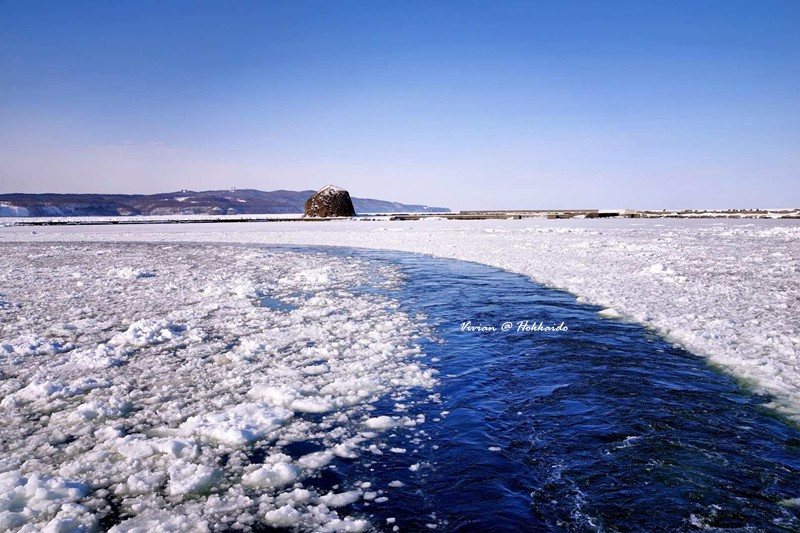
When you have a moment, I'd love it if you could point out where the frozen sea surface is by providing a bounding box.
[0,244,436,531]
[4,218,796,420]
[1,242,800,531]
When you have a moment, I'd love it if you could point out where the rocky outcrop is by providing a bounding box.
[303,185,356,218]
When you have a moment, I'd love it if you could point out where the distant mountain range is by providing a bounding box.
[0,189,449,217]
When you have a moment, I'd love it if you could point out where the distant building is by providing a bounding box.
[598,209,639,218]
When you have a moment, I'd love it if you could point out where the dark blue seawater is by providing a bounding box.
[280,247,800,532]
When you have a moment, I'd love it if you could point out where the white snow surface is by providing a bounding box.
[317,185,346,195]
[2,217,798,421]
[0,243,437,531]
[2,217,800,528]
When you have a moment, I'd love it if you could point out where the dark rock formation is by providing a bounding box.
[303,185,356,217]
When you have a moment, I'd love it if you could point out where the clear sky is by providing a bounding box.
[1,1,798,210]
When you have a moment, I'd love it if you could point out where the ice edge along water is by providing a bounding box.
[1,217,797,422]
[0,244,437,531]
[1,218,799,529]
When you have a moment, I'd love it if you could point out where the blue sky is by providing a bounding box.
[1,1,798,209]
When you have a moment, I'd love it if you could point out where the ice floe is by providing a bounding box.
[0,244,436,530]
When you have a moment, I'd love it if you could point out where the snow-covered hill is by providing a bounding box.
[0,190,450,217]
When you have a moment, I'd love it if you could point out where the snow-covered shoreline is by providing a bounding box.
[3,218,798,423]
